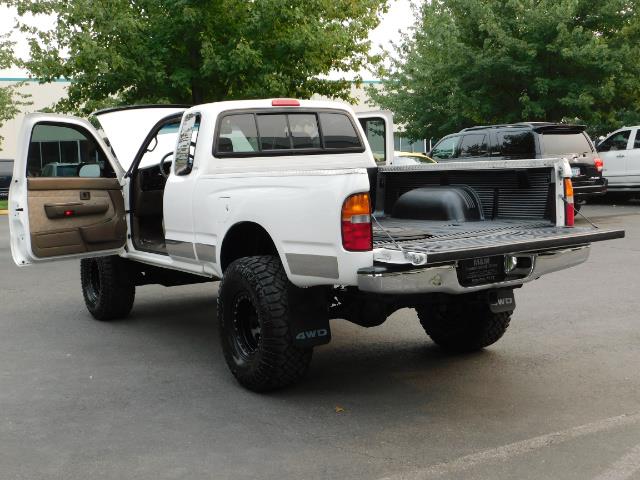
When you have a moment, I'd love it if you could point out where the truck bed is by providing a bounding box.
[372,217,624,264]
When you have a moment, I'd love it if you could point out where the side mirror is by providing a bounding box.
[79,164,101,178]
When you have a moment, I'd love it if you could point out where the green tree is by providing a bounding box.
[0,35,30,147]
[371,0,640,140]
[8,0,387,114]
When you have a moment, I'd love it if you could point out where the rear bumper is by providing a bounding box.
[357,246,590,294]
[573,176,607,199]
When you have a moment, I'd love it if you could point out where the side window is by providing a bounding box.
[27,123,113,178]
[496,131,535,158]
[174,113,201,176]
[257,114,290,150]
[599,130,631,152]
[459,134,488,157]
[634,131,640,149]
[318,113,362,149]
[359,118,386,164]
[431,136,459,160]
[217,114,259,153]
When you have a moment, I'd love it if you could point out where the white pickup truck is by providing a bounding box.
[9,99,624,391]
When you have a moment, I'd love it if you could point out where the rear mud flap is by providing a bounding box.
[488,289,516,313]
[288,285,331,347]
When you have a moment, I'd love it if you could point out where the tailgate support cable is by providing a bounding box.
[371,214,428,265]
[561,196,599,229]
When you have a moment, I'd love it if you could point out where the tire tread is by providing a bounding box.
[218,255,312,391]
[80,256,135,321]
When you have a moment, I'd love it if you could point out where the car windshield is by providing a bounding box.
[541,133,592,155]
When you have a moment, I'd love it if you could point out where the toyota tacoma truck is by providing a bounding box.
[8,100,624,391]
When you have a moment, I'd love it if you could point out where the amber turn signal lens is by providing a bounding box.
[341,193,372,251]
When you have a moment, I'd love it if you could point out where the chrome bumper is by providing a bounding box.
[357,246,590,295]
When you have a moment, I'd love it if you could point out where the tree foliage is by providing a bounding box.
[9,0,388,114]
[0,35,30,147]
[371,0,640,139]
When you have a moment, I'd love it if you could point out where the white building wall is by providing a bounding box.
[0,79,69,160]
[0,78,428,161]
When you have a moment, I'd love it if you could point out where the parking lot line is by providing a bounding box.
[593,443,640,480]
[379,412,640,480]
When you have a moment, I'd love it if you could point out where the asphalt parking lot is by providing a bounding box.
[1,202,640,480]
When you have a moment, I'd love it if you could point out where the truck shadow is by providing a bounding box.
[113,288,507,401]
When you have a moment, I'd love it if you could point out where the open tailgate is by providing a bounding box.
[372,219,625,265]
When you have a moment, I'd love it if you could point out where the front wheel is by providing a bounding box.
[80,256,135,321]
[218,255,312,392]
[416,297,511,352]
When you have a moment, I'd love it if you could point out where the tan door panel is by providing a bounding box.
[27,178,126,258]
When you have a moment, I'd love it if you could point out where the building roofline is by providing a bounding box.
[0,77,70,83]
[1,77,383,85]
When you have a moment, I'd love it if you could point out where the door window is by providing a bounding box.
[27,123,112,178]
[138,120,181,170]
[633,131,640,149]
[174,113,201,176]
[359,118,386,164]
[459,134,488,157]
[431,136,459,160]
[598,130,631,152]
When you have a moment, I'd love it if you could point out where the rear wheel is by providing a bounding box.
[80,256,135,321]
[416,297,511,352]
[218,255,312,392]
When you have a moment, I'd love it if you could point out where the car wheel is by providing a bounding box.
[80,256,135,321]
[416,298,511,352]
[218,255,313,392]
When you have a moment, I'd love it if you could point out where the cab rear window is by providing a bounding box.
[214,110,364,157]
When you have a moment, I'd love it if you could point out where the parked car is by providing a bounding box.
[596,126,640,196]
[393,151,437,166]
[429,123,607,209]
[9,103,623,392]
[0,159,13,200]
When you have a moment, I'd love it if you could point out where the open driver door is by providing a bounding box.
[10,113,127,266]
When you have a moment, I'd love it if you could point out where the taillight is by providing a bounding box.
[341,193,372,251]
[594,157,604,173]
[564,178,574,227]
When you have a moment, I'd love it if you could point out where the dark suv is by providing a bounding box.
[429,123,607,206]
[0,160,13,200]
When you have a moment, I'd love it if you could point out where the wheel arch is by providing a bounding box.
[219,221,281,272]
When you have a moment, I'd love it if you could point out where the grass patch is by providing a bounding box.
[0,200,7,210]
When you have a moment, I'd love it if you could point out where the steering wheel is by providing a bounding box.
[159,151,173,179]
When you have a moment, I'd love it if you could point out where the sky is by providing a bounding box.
[0,0,416,80]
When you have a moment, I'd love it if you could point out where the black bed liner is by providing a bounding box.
[372,217,625,264]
